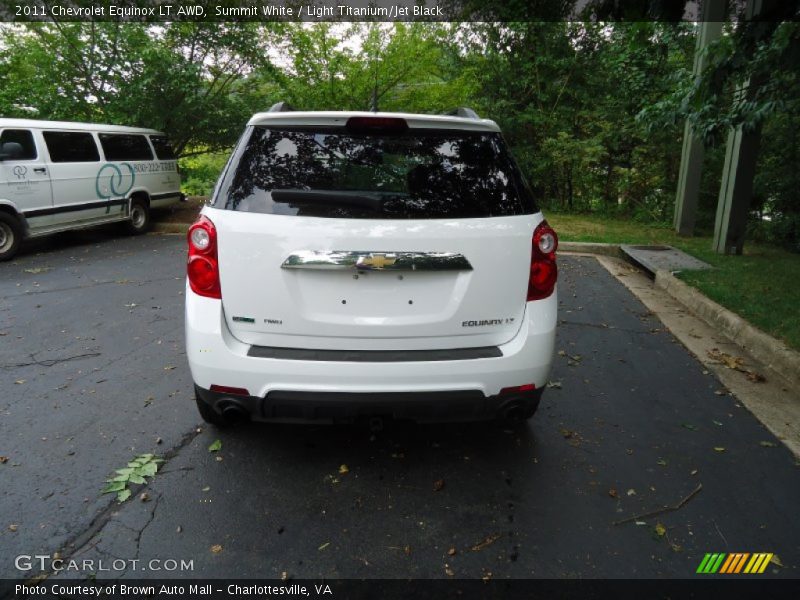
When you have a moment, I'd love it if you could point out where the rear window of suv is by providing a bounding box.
[214,126,537,219]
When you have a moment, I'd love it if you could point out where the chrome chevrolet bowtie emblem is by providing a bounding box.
[356,253,397,270]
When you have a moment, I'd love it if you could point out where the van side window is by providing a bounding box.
[148,135,177,160]
[43,131,100,162]
[100,134,154,161]
[0,129,37,160]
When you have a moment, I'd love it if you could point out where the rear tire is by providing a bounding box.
[195,385,234,427]
[125,199,150,235]
[0,212,23,262]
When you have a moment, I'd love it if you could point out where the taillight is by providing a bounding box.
[187,215,221,299]
[527,220,558,301]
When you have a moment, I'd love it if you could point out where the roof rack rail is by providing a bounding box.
[268,101,295,113]
[446,107,480,120]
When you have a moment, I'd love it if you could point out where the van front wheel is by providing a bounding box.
[125,199,150,235]
[0,213,23,261]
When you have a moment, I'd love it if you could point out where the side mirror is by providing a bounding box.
[0,142,24,160]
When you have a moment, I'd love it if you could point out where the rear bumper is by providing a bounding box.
[185,283,556,422]
[195,385,544,423]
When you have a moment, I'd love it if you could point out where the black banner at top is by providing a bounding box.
[1,0,799,22]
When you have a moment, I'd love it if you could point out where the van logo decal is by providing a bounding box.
[12,166,27,180]
[96,163,135,199]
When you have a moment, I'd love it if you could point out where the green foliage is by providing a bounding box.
[0,22,281,155]
[102,453,163,503]
[1,20,796,248]
[261,23,477,113]
[179,151,230,196]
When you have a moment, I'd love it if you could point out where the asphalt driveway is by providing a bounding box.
[1,230,798,582]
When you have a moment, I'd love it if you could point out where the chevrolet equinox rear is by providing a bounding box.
[185,105,558,426]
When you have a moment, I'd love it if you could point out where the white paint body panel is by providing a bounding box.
[186,285,557,399]
[208,206,543,350]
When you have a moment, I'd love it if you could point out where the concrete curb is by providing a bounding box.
[654,269,800,391]
[558,241,622,257]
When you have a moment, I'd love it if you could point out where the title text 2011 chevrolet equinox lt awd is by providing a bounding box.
[185,105,558,426]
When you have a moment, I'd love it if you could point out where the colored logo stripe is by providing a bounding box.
[697,553,773,574]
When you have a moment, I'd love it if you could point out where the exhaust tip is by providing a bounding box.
[219,400,249,424]
[499,400,526,422]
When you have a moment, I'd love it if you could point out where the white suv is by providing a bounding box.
[185,106,558,426]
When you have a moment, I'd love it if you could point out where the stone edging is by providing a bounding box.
[654,269,800,391]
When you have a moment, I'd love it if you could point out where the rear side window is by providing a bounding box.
[0,129,37,160]
[215,126,537,219]
[149,135,177,159]
[99,134,153,161]
[43,131,100,163]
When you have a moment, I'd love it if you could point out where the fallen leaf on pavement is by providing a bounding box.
[0,456,8,464]
[713,447,726,452]
[771,555,784,568]
[746,371,766,383]
[445,567,455,577]
[547,380,562,389]
[471,533,501,552]
[627,489,636,496]
[208,439,222,452]
[9,524,18,532]
[681,423,698,431]
[404,545,411,556]
[433,479,445,492]
[447,547,457,556]
[759,441,778,448]
[14,380,25,385]
[608,488,618,498]
[339,464,349,474]
[654,523,666,538]
[318,542,330,551]
[707,348,745,371]
[210,544,223,554]
[163,365,176,371]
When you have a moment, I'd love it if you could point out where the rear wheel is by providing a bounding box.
[125,198,150,235]
[0,212,23,262]
[194,385,234,427]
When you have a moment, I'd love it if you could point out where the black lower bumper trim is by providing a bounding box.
[246,345,503,362]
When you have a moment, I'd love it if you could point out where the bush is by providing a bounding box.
[179,151,231,196]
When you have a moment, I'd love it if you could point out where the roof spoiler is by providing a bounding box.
[445,107,480,120]
[268,102,295,113]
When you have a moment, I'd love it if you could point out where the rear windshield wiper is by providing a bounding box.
[271,189,398,212]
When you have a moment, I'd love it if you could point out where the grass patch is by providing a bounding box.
[548,212,800,352]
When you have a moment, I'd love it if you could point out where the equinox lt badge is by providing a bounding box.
[462,318,514,327]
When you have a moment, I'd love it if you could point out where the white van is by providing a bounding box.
[0,118,183,260]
